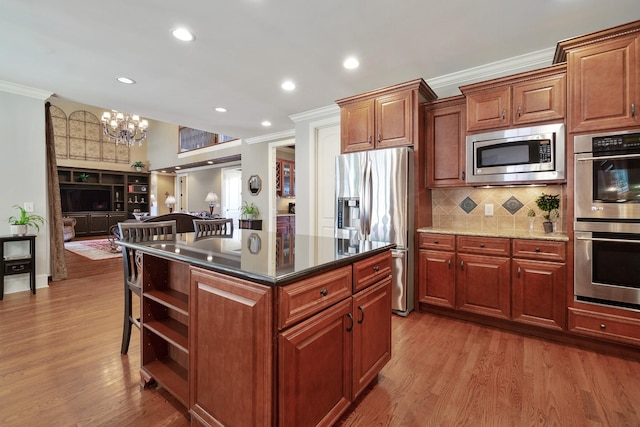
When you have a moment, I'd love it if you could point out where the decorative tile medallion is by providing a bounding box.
[459,197,477,214]
[502,196,524,215]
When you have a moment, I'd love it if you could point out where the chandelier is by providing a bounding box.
[101,111,149,147]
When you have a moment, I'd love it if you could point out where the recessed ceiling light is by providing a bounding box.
[171,27,195,42]
[175,166,181,170]
[207,161,213,164]
[343,57,360,70]
[261,121,272,127]
[116,76,136,84]
[281,80,296,91]
[215,107,227,113]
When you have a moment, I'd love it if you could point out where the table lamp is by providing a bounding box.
[205,192,219,215]
[165,195,176,213]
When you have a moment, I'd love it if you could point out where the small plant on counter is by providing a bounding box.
[131,161,146,171]
[535,193,560,233]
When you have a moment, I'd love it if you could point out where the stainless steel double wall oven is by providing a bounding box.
[574,130,640,308]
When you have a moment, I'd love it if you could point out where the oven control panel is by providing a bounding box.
[593,132,640,153]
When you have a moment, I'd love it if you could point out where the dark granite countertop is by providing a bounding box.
[117,230,394,286]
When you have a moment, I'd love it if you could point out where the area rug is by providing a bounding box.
[64,239,121,261]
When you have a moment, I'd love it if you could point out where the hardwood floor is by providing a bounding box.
[1,248,639,426]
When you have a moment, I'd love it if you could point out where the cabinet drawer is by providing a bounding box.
[512,239,566,262]
[568,308,640,347]
[456,236,510,257]
[4,259,32,275]
[418,233,455,251]
[278,266,352,330]
[353,251,392,293]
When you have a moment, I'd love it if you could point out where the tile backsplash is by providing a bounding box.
[431,185,565,234]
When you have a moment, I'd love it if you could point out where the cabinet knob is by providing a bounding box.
[600,323,606,330]
[517,267,521,277]
[434,240,438,244]
[460,260,464,270]
[373,265,380,272]
[319,289,328,297]
[480,243,485,248]
[535,247,540,252]
[447,259,451,269]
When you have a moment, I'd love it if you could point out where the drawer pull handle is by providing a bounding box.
[448,259,451,269]
[501,109,506,120]
[535,247,540,252]
[517,267,521,278]
[319,289,328,297]
[346,313,354,332]
[480,243,485,248]
[11,265,25,272]
[373,266,380,272]
[517,106,522,117]
[434,240,438,244]
[357,306,365,324]
[600,324,606,330]
[460,260,464,270]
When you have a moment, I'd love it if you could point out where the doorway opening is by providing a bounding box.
[222,167,242,228]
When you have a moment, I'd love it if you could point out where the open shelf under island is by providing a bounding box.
[117,230,394,426]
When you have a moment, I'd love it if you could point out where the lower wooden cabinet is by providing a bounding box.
[456,252,511,320]
[190,268,273,427]
[63,211,127,236]
[418,232,567,329]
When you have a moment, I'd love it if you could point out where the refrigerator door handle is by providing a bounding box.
[361,158,372,237]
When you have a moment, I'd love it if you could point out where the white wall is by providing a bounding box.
[0,86,51,294]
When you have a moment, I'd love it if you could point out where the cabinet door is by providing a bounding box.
[352,277,391,399]
[512,259,566,330]
[375,90,412,148]
[466,86,511,132]
[426,98,467,187]
[418,250,455,308]
[282,162,292,197]
[89,213,110,234]
[567,33,639,132]
[512,74,566,125]
[456,253,511,319]
[67,213,90,236]
[190,268,273,427]
[341,99,375,153]
[279,298,352,427]
[108,212,127,228]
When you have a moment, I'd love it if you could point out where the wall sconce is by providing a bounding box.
[205,192,219,216]
[165,195,176,213]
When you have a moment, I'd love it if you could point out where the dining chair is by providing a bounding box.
[118,220,177,354]
[192,218,234,238]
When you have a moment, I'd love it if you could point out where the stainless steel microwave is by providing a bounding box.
[465,123,565,184]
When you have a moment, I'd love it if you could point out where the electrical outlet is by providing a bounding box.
[24,202,34,212]
[484,203,494,216]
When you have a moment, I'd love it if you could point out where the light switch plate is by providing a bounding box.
[484,203,494,216]
[24,202,34,212]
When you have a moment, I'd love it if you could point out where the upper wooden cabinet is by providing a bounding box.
[424,95,467,187]
[554,21,640,133]
[461,64,566,133]
[337,79,437,153]
[276,159,295,197]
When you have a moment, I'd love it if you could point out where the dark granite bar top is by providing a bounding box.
[117,230,394,286]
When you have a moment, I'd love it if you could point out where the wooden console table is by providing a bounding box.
[0,235,36,300]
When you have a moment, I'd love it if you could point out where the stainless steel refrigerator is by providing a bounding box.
[335,147,414,315]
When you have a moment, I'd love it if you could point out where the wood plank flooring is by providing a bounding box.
[1,248,639,426]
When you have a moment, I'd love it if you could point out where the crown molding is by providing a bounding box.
[427,47,556,97]
[245,129,295,145]
[0,80,53,100]
[289,104,339,123]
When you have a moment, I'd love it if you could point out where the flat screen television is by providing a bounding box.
[60,186,111,212]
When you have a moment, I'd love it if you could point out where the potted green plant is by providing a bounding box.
[77,173,90,182]
[131,161,145,172]
[239,201,262,230]
[8,205,45,236]
[535,193,560,233]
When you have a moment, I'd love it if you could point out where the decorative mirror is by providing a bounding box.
[247,233,262,254]
[248,175,262,195]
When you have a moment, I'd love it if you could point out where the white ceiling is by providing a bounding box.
[1,1,639,139]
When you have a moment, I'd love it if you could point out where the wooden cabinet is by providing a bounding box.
[277,159,295,197]
[58,167,150,227]
[425,96,467,187]
[554,21,640,132]
[568,307,640,348]
[278,252,391,426]
[337,79,437,153]
[276,216,295,268]
[190,268,273,427]
[511,238,566,330]
[140,256,190,407]
[417,233,456,308]
[418,232,567,330]
[461,64,566,133]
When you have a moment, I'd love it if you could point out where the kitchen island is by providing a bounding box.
[118,230,394,427]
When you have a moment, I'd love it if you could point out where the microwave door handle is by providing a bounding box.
[577,153,640,162]
[576,236,640,244]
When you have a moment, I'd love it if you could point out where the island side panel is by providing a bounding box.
[189,267,273,427]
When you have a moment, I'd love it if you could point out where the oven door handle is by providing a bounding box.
[576,236,640,244]
[577,153,640,162]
